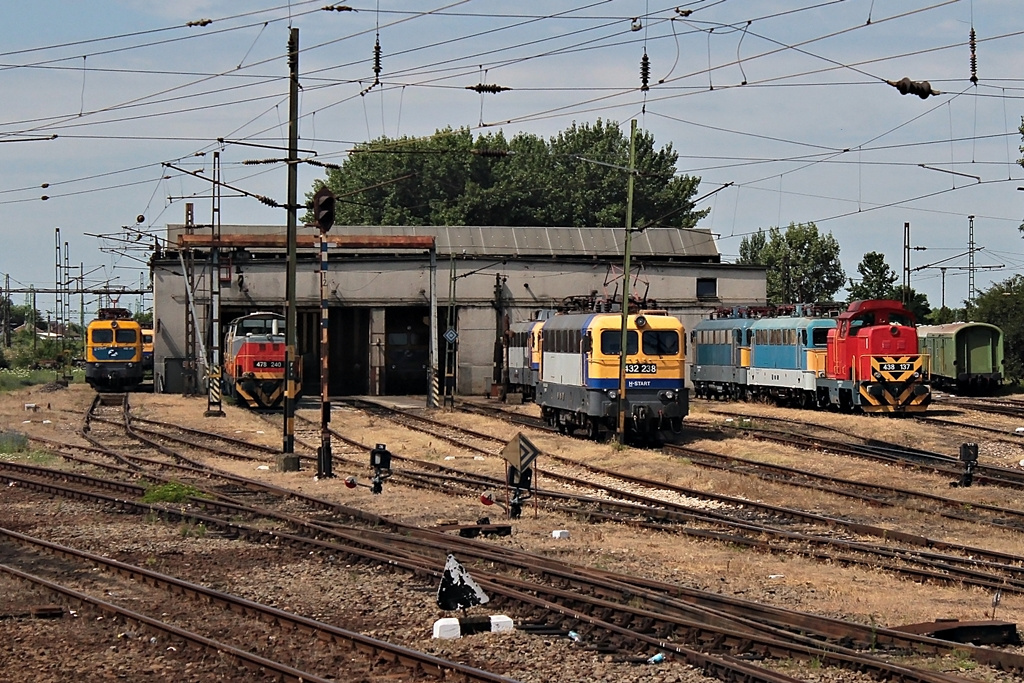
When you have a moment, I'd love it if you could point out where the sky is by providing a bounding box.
[2,0,1023,319]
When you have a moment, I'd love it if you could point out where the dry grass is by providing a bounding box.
[3,384,1024,639]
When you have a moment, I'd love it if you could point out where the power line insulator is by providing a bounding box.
[321,5,355,11]
[373,37,382,77]
[640,51,651,92]
[969,28,978,84]
[466,83,511,94]
[257,195,280,208]
[186,19,212,27]
[886,77,939,99]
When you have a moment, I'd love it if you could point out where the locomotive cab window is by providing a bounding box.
[91,329,113,344]
[643,330,679,355]
[849,313,873,332]
[812,328,830,346]
[889,312,912,326]
[600,330,638,355]
[115,329,137,344]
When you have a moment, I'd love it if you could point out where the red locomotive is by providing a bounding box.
[823,299,930,413]
[223,312,294,409]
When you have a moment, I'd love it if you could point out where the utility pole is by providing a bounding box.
[281,27,301,468]
[205,151,225,417]
[79,263,85,353]
[428,245,438,408]
[492,272,506,398]
[968,215,976,308]
[940,267,947,309]
[2,274,10,348]
[183,203,198,396]
[616,119,638,445]
[443,256,457,408]
[30,286,37,355]
[54,229,63,360]
[902,222,910,306]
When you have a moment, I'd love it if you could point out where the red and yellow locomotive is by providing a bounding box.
[223,312,293,409]
[823,299,930,413]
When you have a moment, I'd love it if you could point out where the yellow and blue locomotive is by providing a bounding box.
[506,319,543,399]
[84,308,144,391]
[535,310,688,440]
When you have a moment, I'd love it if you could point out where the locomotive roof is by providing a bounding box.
[166,224,722,262]
[749,316,838,330]
[692,317,758,330]
[540,311,680,330]
[841,299,905,317]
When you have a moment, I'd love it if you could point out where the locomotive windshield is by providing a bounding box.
[888,311,913,326]
[115,329,137,343]
[91,329,113,344]
[239,316,285,336]
[642,330,680,355]
[600,330,638,355]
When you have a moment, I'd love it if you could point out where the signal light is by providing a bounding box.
[344,476,357,489]
[312,186,336,231]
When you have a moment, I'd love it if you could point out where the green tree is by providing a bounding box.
[847,251,899,301]
[134,311,153,327]
[925,306,964,324]
[973,275,1024,381]
[892,285,931,322]
[736,222,845,305]
[307,121,708,229]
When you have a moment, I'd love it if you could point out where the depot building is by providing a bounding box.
[150,223,766,399]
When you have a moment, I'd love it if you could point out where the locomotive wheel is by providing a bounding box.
[585,418,601,441]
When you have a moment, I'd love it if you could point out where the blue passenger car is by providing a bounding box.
[690,317,756,399]
[747,315,836,406]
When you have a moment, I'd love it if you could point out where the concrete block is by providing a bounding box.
[490,615,514,633]
[432,617,462,639]
[551,529,570,539]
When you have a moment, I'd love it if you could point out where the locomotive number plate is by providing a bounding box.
[625,363,657,374]
[253,360,284,368]
[879,362,913,372]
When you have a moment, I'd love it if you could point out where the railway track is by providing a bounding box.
[703,408,1024,489]
[313,398,1024,598]
[0,527,515,683]
[4,455,1010,683]
[6,395,1020,681]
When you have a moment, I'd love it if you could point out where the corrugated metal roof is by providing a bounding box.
[166,224,720,261]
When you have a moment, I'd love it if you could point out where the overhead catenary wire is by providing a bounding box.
[3,1,1022,297]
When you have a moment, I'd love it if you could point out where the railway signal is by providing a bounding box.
[312,186,335,231]
[370,443,392,494]
[501,433,539,519]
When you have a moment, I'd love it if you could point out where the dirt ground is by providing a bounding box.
[3,383,1024,681]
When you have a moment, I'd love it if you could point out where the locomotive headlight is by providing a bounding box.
[872,370,881,379]
[608,389,618,400]
[913,371,921,379]
[665,390,675,400]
